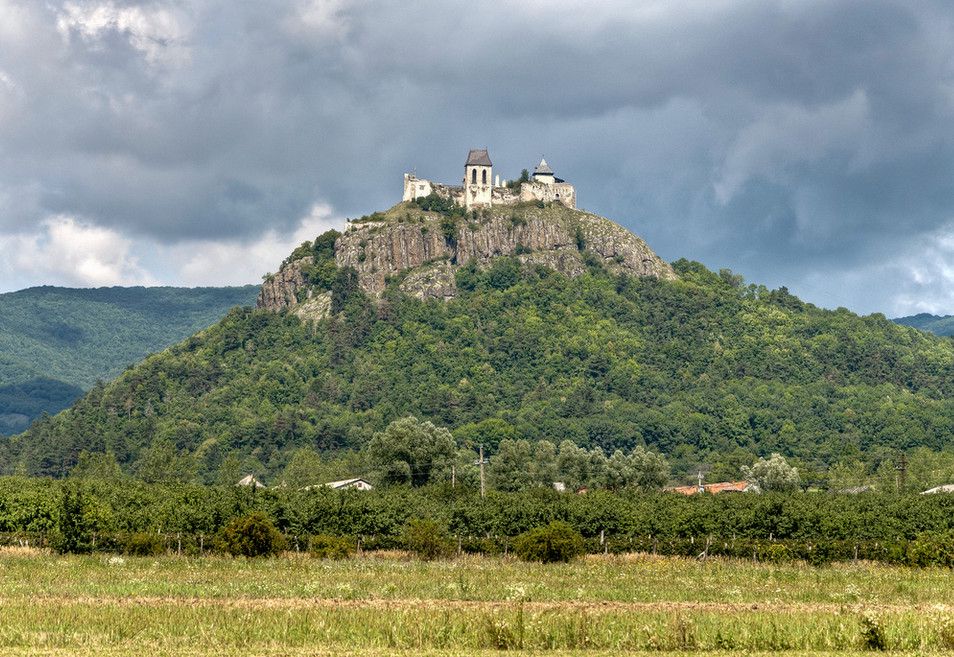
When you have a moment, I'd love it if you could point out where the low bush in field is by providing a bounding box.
[402,518,454,560]
[860,613,888,651]
[51,486,93,555]
[216,512,286,557]
[123,532,165,556]
[513,521,585,563]
[906,530,954,568]
[939,617,954,651]
[309,534,354,560]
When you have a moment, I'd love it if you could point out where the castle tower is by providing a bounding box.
[464,149,493,209]
[532,157,555,184]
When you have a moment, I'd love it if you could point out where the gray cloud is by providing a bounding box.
[2,0,954,314]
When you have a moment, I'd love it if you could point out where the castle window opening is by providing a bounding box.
[482,170,487,184]
[472,169,477,183]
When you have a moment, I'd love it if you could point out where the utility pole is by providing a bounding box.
[479,445,486,498]
[451,464,456,489]
[895,452,907,492]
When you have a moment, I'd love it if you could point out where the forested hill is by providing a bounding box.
[893,313,954,336]
[0,285,259,434]
[6,198,954,486]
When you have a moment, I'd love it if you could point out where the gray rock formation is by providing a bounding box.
[293,291,332,323]
[257,256,313,311]
[399,261,458,301]
[258,203,676,313]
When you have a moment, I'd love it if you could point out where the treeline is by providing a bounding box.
[16,409,954,498]
[48,416,673,494]
[9,243,954,485]
[1,478,952,566]
[364,416,671,492]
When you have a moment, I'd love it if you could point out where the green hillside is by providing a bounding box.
[6,242,954,484]
[0,285,259,434]
[893,312,954,336]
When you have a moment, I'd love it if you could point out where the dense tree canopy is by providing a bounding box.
[742,453,800,492]
[367,417,456,487]
[5,252,954,489]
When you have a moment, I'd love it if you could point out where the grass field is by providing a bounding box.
[0,548,951,656]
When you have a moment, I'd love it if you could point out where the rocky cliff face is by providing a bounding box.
[258,202,676,314]
[257,256,313,311]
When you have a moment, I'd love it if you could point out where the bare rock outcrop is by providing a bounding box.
[399,261,458,301]
[259,203,676,312]
[578,212,676,279]
[257,256,313,311]
[293,290,332,323]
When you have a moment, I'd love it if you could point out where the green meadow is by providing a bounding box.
[0,549,951,656]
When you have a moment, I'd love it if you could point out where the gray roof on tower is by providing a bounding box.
[534,158,553,175]
[466,149,492,166]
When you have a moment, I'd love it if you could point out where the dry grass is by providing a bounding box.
[0,551,950,655]
[0,545,47,557]
[0,651,943,657]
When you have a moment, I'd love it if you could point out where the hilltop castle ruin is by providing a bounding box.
[403,149,576,210]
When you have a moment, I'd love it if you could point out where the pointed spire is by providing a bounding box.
[466,149,492,166]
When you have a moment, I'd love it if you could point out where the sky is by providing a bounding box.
[2,0,954,316]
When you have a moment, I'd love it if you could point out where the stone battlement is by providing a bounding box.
[403,150,576,210]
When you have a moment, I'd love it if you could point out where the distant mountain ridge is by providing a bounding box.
[0,285,259,434]
[892,313,954,336]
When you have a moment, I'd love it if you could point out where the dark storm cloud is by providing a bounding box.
[3,0,954,312]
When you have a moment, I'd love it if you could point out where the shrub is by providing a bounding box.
[574,225,585,250]
[413,193,465,217]
[309,534,355,560]
[763,543,791,563]
[939,616,954,651]
[330,266,361,314]
[302,258,338,290]
[859,613,887,651]
[486,257,521,290]
[216,512,286,557]
[402,518,454,560]
[907,530,954,567]
[440,216,459,245]
[513,521,585,563]
[51,486,94,555]
[123,532,166,556]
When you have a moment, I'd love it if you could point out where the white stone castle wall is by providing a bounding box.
[404,173,575,209]
[519,181,576,208]
[403,174,434,202]
[492,186,520,205]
